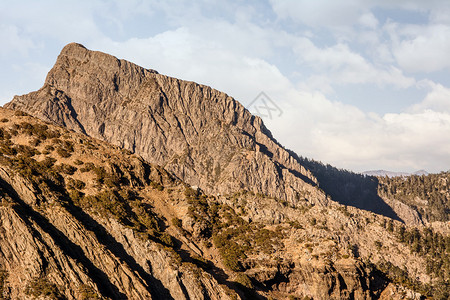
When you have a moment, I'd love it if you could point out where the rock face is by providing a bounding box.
[0,109,236,299]
[5,43,325,206]
[0,109,409,300]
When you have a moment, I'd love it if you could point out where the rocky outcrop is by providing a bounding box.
[0,167,234,300]
[381,196,424,227]
[5,43,325,206]
[0,108,237,299]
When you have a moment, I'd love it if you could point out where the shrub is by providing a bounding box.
[0,269,7,295]
[69,190,84,204]
[73,159,84,165]
[67,178,86,190]
[15,144,39,157]
[235,274,253,289]
[29,138,41,147]
[78,284,100,299]
[0,128,11,140]
[0,143,17,155]
[93,166,122,188]
[40,156,57,169]
[213,234,246,272]
[150,181,164,191]
[80,162,95,172]
[387,220,394,232]
[56,163,77,175]
[171,217,183,229]
[25,277,64,299]
[14,110,28,116]
[62,140,74,152]
[158,232,175,247]
[220,246,245,272]
[104,172,122,188]
[288,220,303,229]
[374,241,382,250]
[56,147,71,158]
[45,145,55,151]
[85,141,98,150]
[185,186,200,199]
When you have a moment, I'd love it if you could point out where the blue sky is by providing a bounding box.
[1,0,450,173]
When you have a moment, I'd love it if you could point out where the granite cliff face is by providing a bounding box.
[6,43,324,207]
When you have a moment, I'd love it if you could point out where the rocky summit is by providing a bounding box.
[1,43,449,299]
[5,43,323,207]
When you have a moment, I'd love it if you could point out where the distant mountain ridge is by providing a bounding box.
[362,170,429,178]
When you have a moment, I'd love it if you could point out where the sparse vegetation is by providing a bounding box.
[378,172,450,222]
[171,217,183,229]
[0,111,447,299]
[80,162,95,172]
[0,269,7,297]
[78,284,100,299]
[187,188,284,272]
[25,277,65,299]
[235,273,253,289]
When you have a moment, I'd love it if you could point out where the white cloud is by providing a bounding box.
[269,0,450,75]
[269,88,450,173]
[389,24,450,73]
[409,81,450,113]
[270,0,366,29]
[0,1,106,43]
[0,24,36,57]
[358,12,379,29]
[293,38,415,91]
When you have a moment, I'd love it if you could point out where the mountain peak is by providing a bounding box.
[5,43,324,206]
[60,42,87,53]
